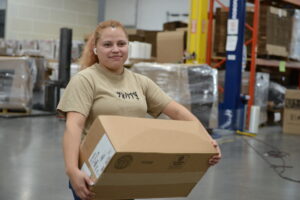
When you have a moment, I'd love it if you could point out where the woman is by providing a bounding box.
[57,20,221,200]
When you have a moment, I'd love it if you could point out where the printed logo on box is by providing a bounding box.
[169,155,190,169]
[285,99,300,109]
[114,155,133,169]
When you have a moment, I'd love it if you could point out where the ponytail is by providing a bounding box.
[79,33,98,70]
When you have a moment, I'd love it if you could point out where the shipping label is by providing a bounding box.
[88,134,115,179]
[81,162,92,177]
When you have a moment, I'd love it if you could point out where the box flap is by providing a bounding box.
[98,115,217,154]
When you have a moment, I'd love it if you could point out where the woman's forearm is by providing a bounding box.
[63,112,86,177]
[63,125,82,176]
[163,101,198,121]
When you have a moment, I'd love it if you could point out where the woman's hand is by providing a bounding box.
[208,139,221,166]
[162,101,222,166]
[69,169,96,200]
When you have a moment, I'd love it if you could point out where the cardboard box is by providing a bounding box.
[79,115,217,200]
[163,21,188,31]
[157,30,186,63]
[258,6,293,57]
[283,89,300,135]
[128,29,160,57]
[214,6,293,57]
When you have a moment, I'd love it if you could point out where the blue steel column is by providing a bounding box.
[219,0,246,130]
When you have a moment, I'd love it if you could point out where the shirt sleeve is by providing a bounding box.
[142,76,172,118]
[56,74,94,117]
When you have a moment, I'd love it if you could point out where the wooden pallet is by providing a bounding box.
[0,108,31,115]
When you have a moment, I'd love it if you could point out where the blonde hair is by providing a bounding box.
[79,20,128,70]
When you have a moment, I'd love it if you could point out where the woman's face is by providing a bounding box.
[95,27,128,74]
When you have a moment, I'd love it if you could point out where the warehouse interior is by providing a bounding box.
[0,0,300,200]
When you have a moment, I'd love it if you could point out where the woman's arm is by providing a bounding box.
[63,112,85,175]
[162,101,221,166]
[63,112,95,200]
[162,101,199,121]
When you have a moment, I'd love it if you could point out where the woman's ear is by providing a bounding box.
[93,48,97,55]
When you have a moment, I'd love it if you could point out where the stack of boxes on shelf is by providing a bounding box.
[214,4,300,129]
[257,6,293,57]
[214,5,294,58]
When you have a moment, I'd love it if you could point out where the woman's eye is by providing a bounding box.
[103,43,112,47]
[118,42,127,47]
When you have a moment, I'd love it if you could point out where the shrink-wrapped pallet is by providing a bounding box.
[131,62,218,128]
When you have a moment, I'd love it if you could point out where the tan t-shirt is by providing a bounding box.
[57,63,172,135]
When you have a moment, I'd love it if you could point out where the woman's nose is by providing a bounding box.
[112,44,120,52]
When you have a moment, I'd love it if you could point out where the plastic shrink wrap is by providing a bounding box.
[218,71,269,125]
[131,62,218,128]
[0,57,36,111]
[268,81,286,109]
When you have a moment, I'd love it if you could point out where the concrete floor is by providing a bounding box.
[0,116,299,200]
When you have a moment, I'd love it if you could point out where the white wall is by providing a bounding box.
[6,0,99,40]
[105,0,189,30]
[105,0,138,27]
[104,0,237,31]
[137,0,189,30]
[0,0,6,9]
[3,0,243,40]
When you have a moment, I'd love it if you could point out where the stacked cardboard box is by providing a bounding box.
[214,5,293,57]
[258,6,293,57]
[127,29,160,57]
[163,21,188,31]
[214,8,230,56]
[156,29,186,63]
[283,89,300,134]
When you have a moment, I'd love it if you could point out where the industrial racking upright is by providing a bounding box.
[187,0,300,130]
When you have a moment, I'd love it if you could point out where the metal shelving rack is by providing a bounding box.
[205,0,300,130]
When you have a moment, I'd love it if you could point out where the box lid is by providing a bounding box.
[89,115,216,154]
